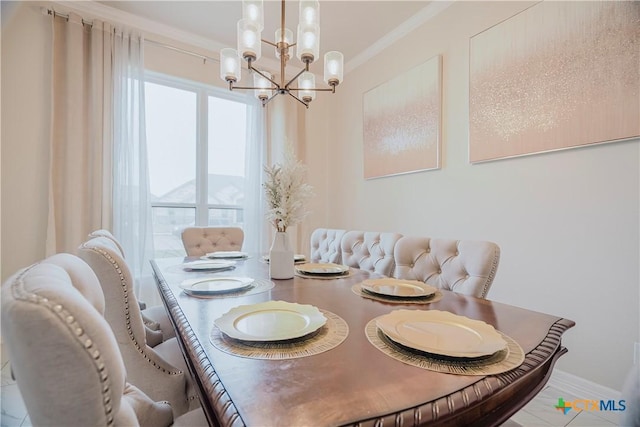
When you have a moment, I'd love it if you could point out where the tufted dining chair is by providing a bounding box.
[310,228,347,264]
[181,226,244,257]
[78,236,200,416]
[87,229,175,345]
[393,236,501,299]
[89,229,127,256]
[1,253,207,426]
[340,230,403,277]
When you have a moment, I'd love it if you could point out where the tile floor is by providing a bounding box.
[0,343,620,427]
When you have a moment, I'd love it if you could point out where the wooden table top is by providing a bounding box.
[151,256,574,427]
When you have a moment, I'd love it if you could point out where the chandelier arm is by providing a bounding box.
[262,92,281,107]
[287,87,333,92]
[287,91,310,109]
[284,67,308,89]
[261,39,278,48]
[247,63,282,89]
[231,85,277,91]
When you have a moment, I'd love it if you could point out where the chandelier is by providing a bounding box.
[219,0,344,108]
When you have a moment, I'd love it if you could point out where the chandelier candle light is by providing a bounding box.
[219,0,344,108]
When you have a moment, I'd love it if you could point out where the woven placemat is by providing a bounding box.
[351,284,443,304]
[181,278,275,299]
[365,319,524,375]
[295,270,354,280]
[210,310,349,360]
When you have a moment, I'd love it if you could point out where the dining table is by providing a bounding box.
[150,255,575,427]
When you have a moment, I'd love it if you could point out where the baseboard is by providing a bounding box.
[549,368,621,400]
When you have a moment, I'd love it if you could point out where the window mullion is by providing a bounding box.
[196,88,209,225]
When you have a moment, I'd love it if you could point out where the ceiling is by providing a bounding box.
[95,1,435,68]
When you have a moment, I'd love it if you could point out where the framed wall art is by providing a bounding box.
[363,55,442,179]
[469,1,639,163]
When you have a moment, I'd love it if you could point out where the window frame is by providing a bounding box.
[144,71,250,228]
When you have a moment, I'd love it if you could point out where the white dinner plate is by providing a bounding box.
[179,277,254,295]
[206,251,249,259]
[361,278,437,298]
[182,260,236,271]
[214,301,327,341]
[376,309,507,358]
[295,263,349,275]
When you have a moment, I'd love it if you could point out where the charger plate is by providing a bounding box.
[180,278,274,299]
[262,254,307,264]
[376,310,507,358]
[351,284,443,304]
[205,251,249,259]
[179,277,254,296]
[214,301,327,341]
[295,263,353,280]
[210,309,348,360]
[180,260,236,271]
[296,270,354,280]
[296,263,349,275]
[362,278,437,298]
[365,318,524,375]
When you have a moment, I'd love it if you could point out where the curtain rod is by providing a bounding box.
[145,39,219,64]
[42,7,219,64]
[43,8,93,27]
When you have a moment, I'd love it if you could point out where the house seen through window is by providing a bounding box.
[145,73,248,257]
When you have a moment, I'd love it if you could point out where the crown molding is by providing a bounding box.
[47,0,225,53]
[345,0,454,74]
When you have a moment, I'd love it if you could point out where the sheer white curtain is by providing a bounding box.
[112,29,156,300]
[242,94,269,255]
[46,13,113,255]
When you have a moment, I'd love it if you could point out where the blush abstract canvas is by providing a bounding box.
[469,1,640,163]
[363,55,441,179]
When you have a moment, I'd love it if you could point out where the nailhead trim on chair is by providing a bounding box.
[480,244,501,299]
[88,246,183,377]
[9,264,116,426]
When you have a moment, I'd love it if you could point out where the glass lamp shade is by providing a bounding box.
[220,48,241,82]
[324,51,344,86]
[237,19,262,61]
[274,27,293,58]
[299,0,320,26]
[296,23,319,64]
[242,0,264,30]
[298,72,316,102]
[254,71,273,100]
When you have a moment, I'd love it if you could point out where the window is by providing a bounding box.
[145,73,250,257]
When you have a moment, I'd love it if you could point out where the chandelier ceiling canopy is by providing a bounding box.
[219,0,344,108]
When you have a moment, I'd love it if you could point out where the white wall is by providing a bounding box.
[1,3,52,281]
[303,1,640,391]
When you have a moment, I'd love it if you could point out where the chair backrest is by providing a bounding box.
[393,236,500,298]
[88,229,126,258]
[310,228,347,264]
[1,253,173,427]
[78,236,191,415]
[181,226,244,256]
[341,231,403,276]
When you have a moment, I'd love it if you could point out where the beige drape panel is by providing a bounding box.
[46,13,113,255]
